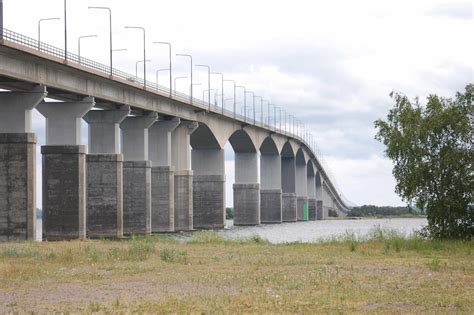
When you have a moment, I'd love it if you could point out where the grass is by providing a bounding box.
[0,228,472,313]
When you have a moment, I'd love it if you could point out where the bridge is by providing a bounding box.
[0,4,353,241]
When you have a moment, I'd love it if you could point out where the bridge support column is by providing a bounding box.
[120,113,157,235]
[171,121,198,231]
[37,97,94,240]
[192,149,225,229]
[281,156,297,222]
[234,153,260,225]
[295,161,308,221]
[0,86,47,241]
[307,173,316,220]
[149,118,180,232]
[83,106,129,238]
[260,154,282,224]
[315,173,324,220]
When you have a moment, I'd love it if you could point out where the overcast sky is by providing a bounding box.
[4,0,473,207]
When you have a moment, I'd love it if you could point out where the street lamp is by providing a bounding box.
[78,35,97,63]
[64,0,68,60]
[211,72,224,113]
[153,42,172,97]
[112,48,127,52]
[262,99,268,125]
[236,86,246,121]
[176,54,193,103]
[125,26,146,86]
[224,80,236,118]
[38,17,60,50]
[88,7,112,76]
[135,60,151,79]
[196,64,211,111]
[173,76,187,95]
[202,89,216,104]
[156,68,169,89]
[254,95,262,125]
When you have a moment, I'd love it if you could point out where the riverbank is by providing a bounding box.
[1,230,472,313]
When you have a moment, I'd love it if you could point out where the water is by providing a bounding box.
[218,218,427,243]
[36,218,427,243]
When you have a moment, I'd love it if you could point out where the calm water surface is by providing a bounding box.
[36,218,427,243]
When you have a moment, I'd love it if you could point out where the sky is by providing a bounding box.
[3,0,473,207]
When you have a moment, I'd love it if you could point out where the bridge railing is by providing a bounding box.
[1,27,355,210]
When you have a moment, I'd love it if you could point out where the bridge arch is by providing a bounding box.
[260,136,279,155]
[228,129,257,153]
[190,123,221,150]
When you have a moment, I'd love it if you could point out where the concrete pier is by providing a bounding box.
[83,106,129,238]
[0,86,46,241]
[149,118,180,232]
[171,121,198,231]
[281,155,297,222]
[120,113,157,235]
[316,200,324,220]
[37,97,94,240]
[260,154,282,223]
[192,149,225,229]
[295,153,308,221]
[307,165,317,220]
[234,152,260,225]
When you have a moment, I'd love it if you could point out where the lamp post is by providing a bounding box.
[78,35,97,63]
[262,99,268,125]
[236,86,246,121]
[254,95,262,125]
[223,80,236,118]
[173,76,187,95]
[153,42,172,97]
[156,68,169,89]
[211,72,224,113]
[135,59,151,79]
[125,26,146,86]
[112,48,127,52]
[64,0,68,60]
[38,17,60,50]
[202,89,215,104]
[88,6,112,76]
[176,54,193,103]
[196,64,211,111]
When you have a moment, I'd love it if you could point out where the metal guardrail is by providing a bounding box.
[1,27,355,209]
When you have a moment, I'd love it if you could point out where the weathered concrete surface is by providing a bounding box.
[42,145,86,240]
[308,198,316,221]
[193,175,226,229]
[123,161,151,235]
[260,189,282,224]
[233,183,260,225]
[151,166,174,233]
[0,133,36,241]
[316,200,324,220]
[174,170,193,231]
[297,196,309,221]
[86,154,123,238]
[282,193,297,222]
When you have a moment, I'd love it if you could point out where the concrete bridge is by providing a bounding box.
[0,26,351,241]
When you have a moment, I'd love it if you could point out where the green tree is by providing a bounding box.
[375,84,473,239]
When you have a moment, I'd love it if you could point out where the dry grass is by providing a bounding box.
[0,232,472,314]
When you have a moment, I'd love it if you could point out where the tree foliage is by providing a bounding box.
[374,84,473,239]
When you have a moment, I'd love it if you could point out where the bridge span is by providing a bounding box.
[0,26,352,241]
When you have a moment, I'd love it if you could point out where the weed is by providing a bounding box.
[160,248,188,264]
[127,236,155,260]
[0,246,38,258]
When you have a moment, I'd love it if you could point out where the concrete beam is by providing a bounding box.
[37,97,95,145]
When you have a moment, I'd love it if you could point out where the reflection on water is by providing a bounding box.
[36,218,427,243]
[219,218,427,244]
